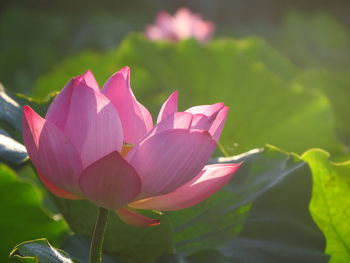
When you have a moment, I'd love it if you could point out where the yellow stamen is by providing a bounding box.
[121,142,133,157]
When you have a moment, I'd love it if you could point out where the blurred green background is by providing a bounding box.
[1,0,350,93]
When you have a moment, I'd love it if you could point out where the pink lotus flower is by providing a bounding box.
[22,67,240,226]
[145,8,215,43]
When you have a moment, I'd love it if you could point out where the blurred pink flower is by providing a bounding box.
[22,67,239,226]
[145,8,215,43]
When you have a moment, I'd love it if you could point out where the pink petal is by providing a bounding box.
[194,21,215,43]
[116,208,160,227]
[102,67,153,145]
[145,25,164,41]
[173,8,214,43]
[22,106,83,196]
[46,71,99,130]
[155,11,174,36]
[190,114,212,131]
[147,112,192,139]
[45,77,76,131]
[185,103,225,118]
[38,173,82,200]
[79,151,141,210]
[130,163,241,211]
[78,70,100,91]
[209,106,229,142]
[45,71,123,167]
[60,82,123,168]
[157,91,178,123]
[146,11,178,42]
[175,8,193,20]
[173,8,195,39]
[185,103,229,141]
[146,8,214,43]
[126,129,216,198]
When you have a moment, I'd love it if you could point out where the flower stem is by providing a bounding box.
[89,207,109,263]
[218,140,229,157]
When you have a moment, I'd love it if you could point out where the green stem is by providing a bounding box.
[218,140,229,157]
[89,207,109,263]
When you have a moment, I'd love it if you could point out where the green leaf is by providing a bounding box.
[0,83,23,132]
[53,198,172,263]
[295,70,350,149]
[0,128,27,166]
[157,146,328,262]
[0,83,56,167]
[34,34,341,155]
[302,149,350,262]
[0,83,28,166]
[0,165,67,263]
[10,239,74,263]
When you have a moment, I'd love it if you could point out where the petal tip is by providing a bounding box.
[222,105,230,112]
[72,69,93,82]
[82,69,94,79]
[23,105,33,115]
[23,105,41,123]
[122,65,130,71]
[171,90,179,101]
[73,72,85,82]
[148,219,161,227]
[233,162,243,171]
[74,70,99,89]
[116,208,161,227]
[120,66,131,77]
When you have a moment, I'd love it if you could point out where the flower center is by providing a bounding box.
[121,142,133,157]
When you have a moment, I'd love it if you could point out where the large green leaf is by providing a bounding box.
[295,70,350,150]
[34,34,341,155]
[0,164,67,263]
[155,145,328,262]
[10,239,74,263]
[302,149,350,263]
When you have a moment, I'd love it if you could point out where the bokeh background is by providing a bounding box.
[1,0,350,93]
